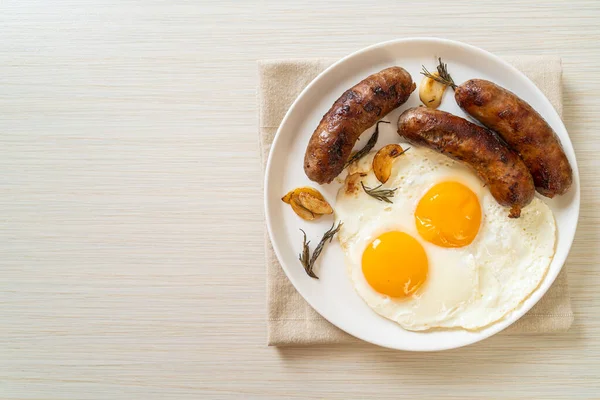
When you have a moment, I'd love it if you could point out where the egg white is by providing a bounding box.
[336,145,556,331]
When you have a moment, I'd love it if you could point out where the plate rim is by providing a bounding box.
[263,37,581,351]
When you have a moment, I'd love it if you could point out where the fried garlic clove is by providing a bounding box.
[373,144,407,184]
[298,191,333,215]
[282,186,324,204]
[419,72,447,109]
[290,193,318,221]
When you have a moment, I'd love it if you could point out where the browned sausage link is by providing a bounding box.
[455,79,572,198]
[397,107,535,218]
[304,67,415,184]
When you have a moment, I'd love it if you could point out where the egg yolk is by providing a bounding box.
[415,181,481,248]
[362,231,428,298]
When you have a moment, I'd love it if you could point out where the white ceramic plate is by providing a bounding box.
[264,38,580,351]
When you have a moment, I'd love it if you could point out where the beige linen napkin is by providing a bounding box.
[259,56,574,346]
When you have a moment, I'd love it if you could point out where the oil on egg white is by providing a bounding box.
[335,145,556,331]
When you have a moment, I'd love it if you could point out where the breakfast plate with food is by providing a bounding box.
[264,38,579,351]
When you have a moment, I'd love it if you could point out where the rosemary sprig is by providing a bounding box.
[298,222,343,279]
[361,182,397,204]
[344,121,390,168]
[299,229,315,278]
[391,147,411,159]
[421,57,457,89]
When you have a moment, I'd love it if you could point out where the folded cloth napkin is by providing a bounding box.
[258,56,574,346]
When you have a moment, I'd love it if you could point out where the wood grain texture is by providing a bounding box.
[0,0,599,398]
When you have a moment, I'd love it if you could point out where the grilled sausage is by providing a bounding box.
[397,107,535,218]
[455,79,572,198]
[304,67,415,184]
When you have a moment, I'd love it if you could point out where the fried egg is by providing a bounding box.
[335,145,556,331]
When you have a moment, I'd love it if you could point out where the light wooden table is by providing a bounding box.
[1,1,599,398]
